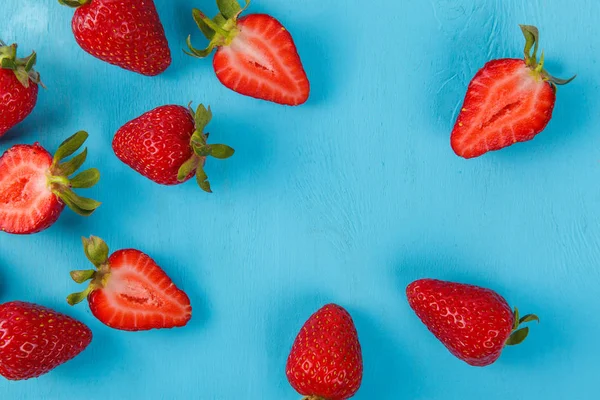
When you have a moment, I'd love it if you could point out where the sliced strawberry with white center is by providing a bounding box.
[450,25,575,158]
[0,132,101,234]
[186,0,309,105]
[68,236,192,331]
[0,144,62,234]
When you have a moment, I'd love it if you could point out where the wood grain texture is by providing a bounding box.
[1,0,599,398]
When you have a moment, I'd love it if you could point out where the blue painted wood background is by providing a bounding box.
[1,0,599,398]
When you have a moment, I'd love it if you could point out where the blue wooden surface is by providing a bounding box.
[1,0,599,398]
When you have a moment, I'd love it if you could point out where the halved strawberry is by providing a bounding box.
[451,25,575,158]
[0,131,101,234]
[186,0,310,106]
[67,236,192,331]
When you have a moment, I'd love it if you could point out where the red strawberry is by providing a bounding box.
[59,0,171,76]
[0,301,92,381]
[112,104,234,192]
[0,41,42,137]
[186,0,310,106]
[67,236,192,331]
[451,25,575,158]
[286,304,363,400]
[406,279,539,366]
[0,131,101,234]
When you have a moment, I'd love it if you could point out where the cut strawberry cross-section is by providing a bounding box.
[0,131,101,234]
[67,236,192,331]
[186,0,310,106]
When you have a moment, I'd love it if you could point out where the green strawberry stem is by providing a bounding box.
[505,307,540,346]
[519,25,575,88]
[177,104,235,193]
[49,131,101,217]
[58,0,91,8]
[185,0,250,58]
[67,236,112,306]
[0,42,43,88]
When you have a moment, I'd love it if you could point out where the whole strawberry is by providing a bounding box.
[286,304,363,400]
[67,236,192,331]
[0,131,101,234]
[112,104,234,192]
[406,279,539,366]
[0,301,92,381]
[186,0,310,105]
[0,41,42,137]
[451,25,575,158]
[59,0,171,76]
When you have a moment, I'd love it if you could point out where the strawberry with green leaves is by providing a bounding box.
[0,40,42,137]
[186,0,310,106]
[286,304,363,400]
[112,104,234,192]
[67,236,192,331]
[451,25,575,158]
[407,279,539,366]
[0,301,92,381]
[0,131,101,234]
[59,0,171,76]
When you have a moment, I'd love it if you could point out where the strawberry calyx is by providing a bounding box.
[519,25,575,89]
[0,40,43,88]
[48,131,101,217]
[177,103,235,193]
[185,0,250,58]
[67,236,111,305]
[505,307,540,346]
[57,0,91,8]
[302,397,327,400]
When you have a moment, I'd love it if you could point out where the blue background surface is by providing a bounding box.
[1,0,599,399]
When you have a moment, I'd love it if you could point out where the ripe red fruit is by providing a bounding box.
[186,0,310,106]
[286,304,363,400]
[67,236,192,331]
[59,0,171,76]
[406,279,539,366]
[112,104,234,192]
[0,131,101,234]
[451,25,575,158]
[0,301,92,381]
[0,41,42,137]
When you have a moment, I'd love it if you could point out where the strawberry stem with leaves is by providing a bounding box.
[49,131,101,216]
[178,104,235,193]
[185,0,250,58]
[0,42,43,88]
[67,236,111,305]
[519,25,576,88]
[505,307,540,346]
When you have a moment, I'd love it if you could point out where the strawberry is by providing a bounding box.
[0,301,92,381]
[59,0,171,76]
[0,41,42,138]
[406,279,539,367]
[286,304,363,400]
[67,236,192,331]
[0,131,101,234]
[186,0,310,106]
[112,103,234,192]
[451,25,575,158]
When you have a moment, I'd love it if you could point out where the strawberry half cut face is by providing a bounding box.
[186,0,310,105]
[68,236,192,331]
[450,25,575,158]
[0,132,101,234]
